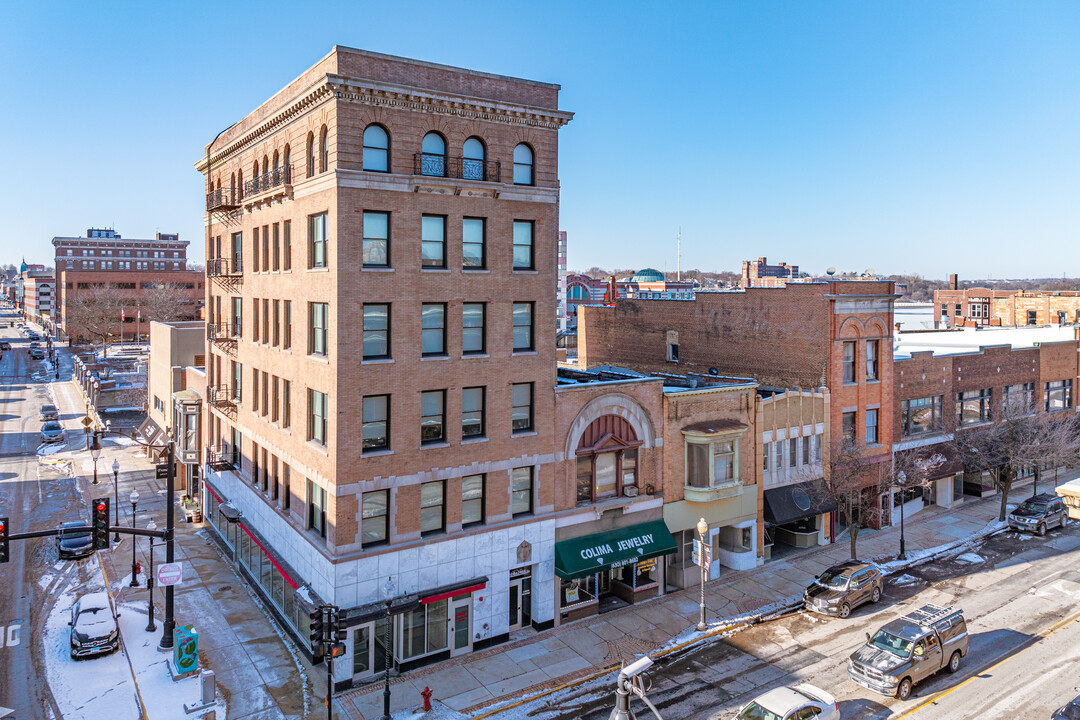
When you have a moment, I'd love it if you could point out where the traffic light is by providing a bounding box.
[0,517,9,564]
[330,607,347,658]
[92,499,110,550]
[308,607,326,663]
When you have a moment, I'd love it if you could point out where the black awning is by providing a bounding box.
[763,479,837,526]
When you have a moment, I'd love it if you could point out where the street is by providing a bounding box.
[536,525,1080,720]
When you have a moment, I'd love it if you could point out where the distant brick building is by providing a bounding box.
[17,261,54,330]
[563,269,694,332]
[740,257,803,288]
[933,274,1080,328]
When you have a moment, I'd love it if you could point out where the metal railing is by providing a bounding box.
[243,165,292,197]
[205,445,239,471]
[207,385,236,408]
[206,187,240,212]
[207,258,243,277]
[206,323,236,343]
[412,154,500,183]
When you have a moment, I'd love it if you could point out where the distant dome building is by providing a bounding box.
[630,268,664,282]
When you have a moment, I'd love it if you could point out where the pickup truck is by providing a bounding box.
[848,604,968,701]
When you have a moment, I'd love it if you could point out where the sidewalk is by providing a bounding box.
[338,471,1078,719]
[50,371,324,720]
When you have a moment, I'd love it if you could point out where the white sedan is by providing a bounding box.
[734,684,840,720]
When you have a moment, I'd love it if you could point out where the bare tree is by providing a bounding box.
[815,438,882,560]
[138,282,195,324]
[66,285,125,357]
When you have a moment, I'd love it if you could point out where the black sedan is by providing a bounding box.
[56,522,95,560]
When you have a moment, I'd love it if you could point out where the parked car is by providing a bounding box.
[1009,493,1068,536]
[0,341,10,350]
[40,420,64,444]
[27,332,40,341]
[56,521,94,560]
[735,684,839,720]
[29,348,44,360]
[803,560,883,618]
[69,592,119,659]
[1052,691,1080,720]
[848,604,968,701]
[39,404,59,421]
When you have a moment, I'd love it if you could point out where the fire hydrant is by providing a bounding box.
[421,686,433,712]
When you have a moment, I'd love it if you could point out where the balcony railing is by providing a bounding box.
[207,385,236,409]
[413,154,500,183]
[206,444,239,472]
[206,323,236,343]
[243,165,292,198]
[207,258,243,277]
[206,187,240,212]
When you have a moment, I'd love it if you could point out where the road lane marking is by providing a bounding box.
[892,607,1080,718]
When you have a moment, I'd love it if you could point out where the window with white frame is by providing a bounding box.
[685,432,742,489]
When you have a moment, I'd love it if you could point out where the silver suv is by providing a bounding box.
[1009,493,1068,536]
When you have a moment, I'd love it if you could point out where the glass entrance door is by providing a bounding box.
[451,597,471,657]
[509,572,533,631]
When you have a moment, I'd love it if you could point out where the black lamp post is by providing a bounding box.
[897,471,907,560]
[129,488,140,587]
[146,518,157,632]
[112,458,121,541]
[90,432,101,486]
[382,576,394,720]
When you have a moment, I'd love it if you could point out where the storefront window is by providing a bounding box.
[401,600,450,660]
[623,558,657,589]
[561,575,597,607]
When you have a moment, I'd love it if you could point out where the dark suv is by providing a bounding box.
[1009,493,1068,536]
[804,560,883,618]
[69,592,119,659]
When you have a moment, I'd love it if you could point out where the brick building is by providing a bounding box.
[196,47,571,684]
[54,228,189,272]
[563,269,694,332]
[933,274,1080,328]
[17,261,55,330]
[577,281,898,528]
[740,256,804,288]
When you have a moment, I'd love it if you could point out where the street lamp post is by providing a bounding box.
[111,458,121,541]
[696,517,708,632]
[381,577,394,720]
[897,471,907,560]
[129,489,140,587]
[146,518,157,632]
[90,433,101,486]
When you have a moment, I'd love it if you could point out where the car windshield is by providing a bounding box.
[1018,501,1047,514]
[61,527,91,539]
[735,701,783,720]
[816,571,849,589]
[1062,702,1080,720]
[43,422,61,431]
[42,405,56,413]
[871,629,914,657]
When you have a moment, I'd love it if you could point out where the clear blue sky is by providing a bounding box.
[3,1,1078,280]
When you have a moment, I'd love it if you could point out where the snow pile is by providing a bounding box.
[37,443,67,456]
[954,552,984,565]
[891,574,920,586]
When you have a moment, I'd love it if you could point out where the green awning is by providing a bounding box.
[554,519,677,580]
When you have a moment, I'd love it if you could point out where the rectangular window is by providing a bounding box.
[512,382,533,433]
[462,387,485,439]
[252,299,260,343]
[309,302,328,356]
[954,303,961,316]
[941,303,948,316]
[262,298,269,343]
[309,212,327,269]
[788,438,797,468]
[511,467,533,516]
[309,389,328,445]
[282,380,291,428]
[842,411,856,443]
[362,395,389,452]
[512,220,534,270]
[958,388,993,425]
[252,369,260,413]
[252,226,260,273]
[842,341,856,383]
[421,303,446,356]
[421,215,446,268]
[866,408,878,444]
[272,376,279,422]
[283,463,291,510]
[462,218,485,269]
[802,435,810,465]
[462,303,486,355]
[461,474,484,527]
[1046,380,1074,412]
[283,300,292,349]
[262,225,269,272]
[901,396,944,436]
[420,390,446,444]
[866,340,879,381]
[283,220,292,271]
[361,490,388,547]
[512,302,534,352]
[261,371,269,417]
[363,211,389,267]
[762,442,770,471]
[308,480,326,538]
[1004,383,1035,415]
[272,223,280,272]
[232,361,242,402]
[420,481,444,535]
[363,304,390,360]
[273,300,280,347]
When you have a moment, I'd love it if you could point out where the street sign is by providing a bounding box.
[81,415,93,427]
[155,464,169,479]
[157,562,183,586]
[692,539,712,568]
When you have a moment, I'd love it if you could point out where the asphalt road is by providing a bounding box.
[0,311,86,720]
[539,522,1080,720]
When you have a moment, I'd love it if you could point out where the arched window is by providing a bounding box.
[262,155,269,178]
[421,132,446,177]
[575,415,642,504]
[272,150,280,178]
[462,137,485,181]
[306,132,315,178]
[363,124,389,172]
[238,169,244,199]
[319,125,328,173]
[513,143,534,185]
[283,145,291,182]
[568,284,589,300]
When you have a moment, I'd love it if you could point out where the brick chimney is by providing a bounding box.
[948,273,958,290]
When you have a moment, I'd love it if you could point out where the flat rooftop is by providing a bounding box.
[895,325,1076,359]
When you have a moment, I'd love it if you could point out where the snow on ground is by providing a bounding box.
[955,552,985,564]
[891,574,920,586]
[37,443,67,456]
[102,435,137,447]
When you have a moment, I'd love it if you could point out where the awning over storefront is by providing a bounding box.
[763,479,837,526]
[555,519,677,580]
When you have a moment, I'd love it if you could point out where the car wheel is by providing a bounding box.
[838,603,851,619]
[1038,523,1046,537]
[948,650,961,673]
[897,677,913,701]
[871,585,882,603]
